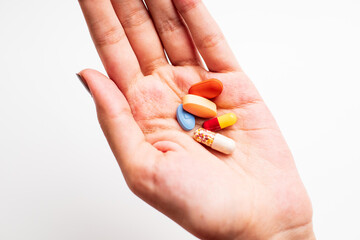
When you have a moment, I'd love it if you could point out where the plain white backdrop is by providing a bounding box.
[0,0,359,239]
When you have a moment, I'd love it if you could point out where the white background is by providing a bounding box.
[0,0,359,239]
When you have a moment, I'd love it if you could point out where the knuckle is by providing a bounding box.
[156,16,183,35]
[175,0,202,13]
[98,105,132,123]
[174,58,199,66]
[121,7,150,29]
[198,32,225,49]
[143,58,168,75]
[92,24,125,47]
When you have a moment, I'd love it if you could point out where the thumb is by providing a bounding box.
[77,69,159,183]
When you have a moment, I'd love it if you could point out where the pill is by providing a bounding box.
[176,104,196,131]
[183,94,217,118]
[189,79,223,99]
[203,113,237,131]
[193,128,236,154]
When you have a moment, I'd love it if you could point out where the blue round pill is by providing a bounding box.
[176,104,196,131]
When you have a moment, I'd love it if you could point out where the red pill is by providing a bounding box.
[203,113,237,131]
[189,79,223,99]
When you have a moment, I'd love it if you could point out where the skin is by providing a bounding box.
[77,0,315,239]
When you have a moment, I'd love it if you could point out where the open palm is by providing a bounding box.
[78,0,314,239]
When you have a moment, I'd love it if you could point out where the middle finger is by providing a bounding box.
[145,0,201,66]
[111,0,168,75]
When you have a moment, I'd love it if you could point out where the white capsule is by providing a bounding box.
[193,128,236,154]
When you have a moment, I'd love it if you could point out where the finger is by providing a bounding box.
[79,0,142,91]
[145,0,200,66]
[78,69,159,180]
[173,0,241,72]
[111,0,168,75]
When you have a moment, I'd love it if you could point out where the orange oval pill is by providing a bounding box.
[183,94,217,118]
[188,78,223,99]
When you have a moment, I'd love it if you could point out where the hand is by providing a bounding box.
[78,0,314,239]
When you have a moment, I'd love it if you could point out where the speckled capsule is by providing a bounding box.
[193,128,236,154]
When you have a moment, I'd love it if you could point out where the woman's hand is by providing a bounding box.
[78,0,314,239]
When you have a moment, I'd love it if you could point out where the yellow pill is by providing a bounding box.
[183,94,217,118]
[203,113,237,131]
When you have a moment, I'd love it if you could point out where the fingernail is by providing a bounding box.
[76,73,91,95]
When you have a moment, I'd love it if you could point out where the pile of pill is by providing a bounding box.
[176,79,237,154]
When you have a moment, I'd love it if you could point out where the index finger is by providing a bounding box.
[79,0,142,91]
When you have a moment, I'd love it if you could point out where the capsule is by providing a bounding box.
[203,113,237,131]
[193,128,236,154]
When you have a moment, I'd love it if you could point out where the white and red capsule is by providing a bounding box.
[193,128,236,154]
